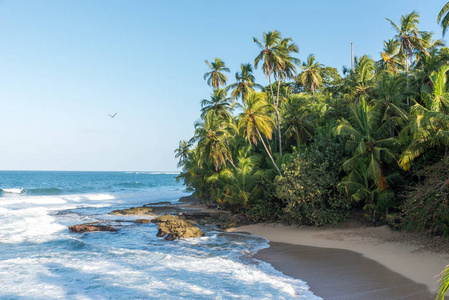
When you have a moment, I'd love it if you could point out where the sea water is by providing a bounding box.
[0,171,320,299]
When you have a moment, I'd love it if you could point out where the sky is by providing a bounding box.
[0,0,446,171]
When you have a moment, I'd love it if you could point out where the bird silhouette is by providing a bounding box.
[108,113,117,118]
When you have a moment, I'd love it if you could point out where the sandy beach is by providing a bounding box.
[227,223,449,299]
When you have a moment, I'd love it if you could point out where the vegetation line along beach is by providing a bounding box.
[176,2,449,299]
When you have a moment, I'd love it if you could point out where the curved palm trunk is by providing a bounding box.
[275,72,283,156]
[255,127,281,175]
[225,155,237,171]
[405,51,410,105]
[266,68,279,153]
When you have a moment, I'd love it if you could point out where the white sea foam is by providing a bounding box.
[0,185,320,299]
[1,188,24,194]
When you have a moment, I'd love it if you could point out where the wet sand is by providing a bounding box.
[228,223,449,299]
[256,242,433,299]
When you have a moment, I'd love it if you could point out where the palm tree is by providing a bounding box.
[438,2,449,36]
[174,140,192,168]
[200,88,232,120]
[337,98,399,191]
[218,146,265,211]
[253,30,285,155]
[399,65,449,170]
[338,157,395,220]
[273,37,300,156]
[253,30,282,102]
[377,39,403,74]
[386,11,429,104]
[193,112,236,171]
[204,58,230,89]
[342,55,376,103]
[237,91,281,175]
[371,73,409,125]
[436,264,449,300]
[300,54,323,102]
[281,94,316,147]
[227,63,262,101]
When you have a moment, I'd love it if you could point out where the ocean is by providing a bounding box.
[0,171,320,299]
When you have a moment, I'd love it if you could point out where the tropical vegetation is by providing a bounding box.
[176,5,449,298]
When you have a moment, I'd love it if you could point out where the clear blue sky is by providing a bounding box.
[0,0,446,171]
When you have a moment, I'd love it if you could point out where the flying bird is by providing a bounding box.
[108,113,117,118]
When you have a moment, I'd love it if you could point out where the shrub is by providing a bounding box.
[275,133,350,226]
[401,157,449,236]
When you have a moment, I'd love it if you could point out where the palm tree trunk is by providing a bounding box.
[312,87,315,103]
[256,127,281,175]
[267,68,279,152]
[225,155,237,171]
[275,71,283,156]
[406,54,409,105]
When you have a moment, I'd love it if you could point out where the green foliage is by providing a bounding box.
[204,58,230,89]
[177,21,449,239]
[436,264,449,300]
[401,157,449,236]
[275,133,349,226]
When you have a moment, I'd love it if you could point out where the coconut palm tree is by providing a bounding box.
[337,98,399,191]
[386,11,429,104]
[204,58,230,89]
[436,264,449,300]
[377,39,403,74]
[237,91,281,175]
[253,30,282,102]
[386,11,429,74]
[217,146,265,211]
[193,112,236,171]
[338,157,396,221]
[273,37,300,156]
[371,73,409,125]
[200,88,232,120]
[342,55,376,103]
[281,94,316,147]
[438,2,449,36]
[300,54,323,102]
[399,65,449,170]
[174,140,192,168]
[253,30,285,154]
[227,63,262,101]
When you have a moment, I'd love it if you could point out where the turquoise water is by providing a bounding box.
[0,171,319,299]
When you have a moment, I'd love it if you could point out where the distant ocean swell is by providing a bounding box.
[1,187,63,195]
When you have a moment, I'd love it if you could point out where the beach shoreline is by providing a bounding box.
[226,223,449,299]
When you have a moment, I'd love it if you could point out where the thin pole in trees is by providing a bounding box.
[351,42,354,70]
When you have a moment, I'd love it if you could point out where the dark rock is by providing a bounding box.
[109,206,155,216]
[109,205,181,216]
[135,219,152,223]
[178,195,199,204]
[69,223,118,233]
[143,201,173,207]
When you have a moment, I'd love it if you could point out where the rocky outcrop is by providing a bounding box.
[180,211,249,229]
[69,223,119,233]
[178,194,199,204]
[151,215,204,240]
[109,203,181,216]
[109,206,156,216]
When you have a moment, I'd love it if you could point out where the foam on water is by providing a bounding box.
[1,188,24,194]
[0,172,320,299]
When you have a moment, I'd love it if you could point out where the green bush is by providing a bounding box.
[401,157,449,236]
[275,133,350,226]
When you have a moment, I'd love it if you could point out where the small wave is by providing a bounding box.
[1,188,24,194]
[25,188,64,195]
[116,182,144,188]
